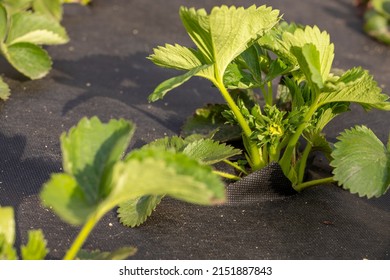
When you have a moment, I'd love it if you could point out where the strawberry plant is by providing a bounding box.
[149,5,390,198]
[0,0,91,100]
[1,117,226,259]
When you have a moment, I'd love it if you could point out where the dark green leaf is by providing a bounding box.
[118,195,163,227]
[21,230,48,260]
[331,126,390,198]
[61,117,135,204]
[4,42,52,79]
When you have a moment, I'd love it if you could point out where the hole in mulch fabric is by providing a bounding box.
[226,162,297,205]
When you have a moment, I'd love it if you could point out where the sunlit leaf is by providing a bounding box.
[61,117,135,204]
[319,67,390,110]
[6,11,68,45]
[3,42,52,79]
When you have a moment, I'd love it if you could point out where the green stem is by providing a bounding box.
[63,211,103,260]
[223,160,248,175]
[294,177,335,192]
[297,142,312,184]
[213,170,241,181]
[265,81,273,106]
[214,79,263,170]
[279,102,318,174]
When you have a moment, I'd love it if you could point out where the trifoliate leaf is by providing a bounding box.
[40,173,96,225]
[6,11,69,45]
[61,117,135,205]
[77,247,137,260]
[0,4,7,40]
[0,206,15,245]
[3,42,52,79]
[182,138,241,165]
[331,126,390,198]
[118,195,163,227]
[150,5,280,100]
[21,230,48,260]
[33,0,63,21]
[319,67,390,110]
[0,77,11,101]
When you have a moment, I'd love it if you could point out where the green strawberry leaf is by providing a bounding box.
[331,126,390,198]
[21,230,48,260]
[0,3,7,40]
[3,42,52,79]
[60,117,135,205]
[118,195,163,227]
[40,173,96,225]
[149,5,280,100]
[33,0,63,21]
[291,43,323,91]
[182,138,241,165]
[319,67,390,110]
[6,10,69,45]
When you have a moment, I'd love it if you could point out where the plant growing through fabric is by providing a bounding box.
[148,5,390,199]
[0,116,226,259]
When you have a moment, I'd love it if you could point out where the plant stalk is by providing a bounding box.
[279,102,318,174]
[294,177,335,192]
[214,80,264,170]
[63,211,103,260]
[213,170,241,181]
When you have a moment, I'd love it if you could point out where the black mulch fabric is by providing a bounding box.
[0,0,389,260]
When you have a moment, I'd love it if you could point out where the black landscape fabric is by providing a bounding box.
[0,0,389,259]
